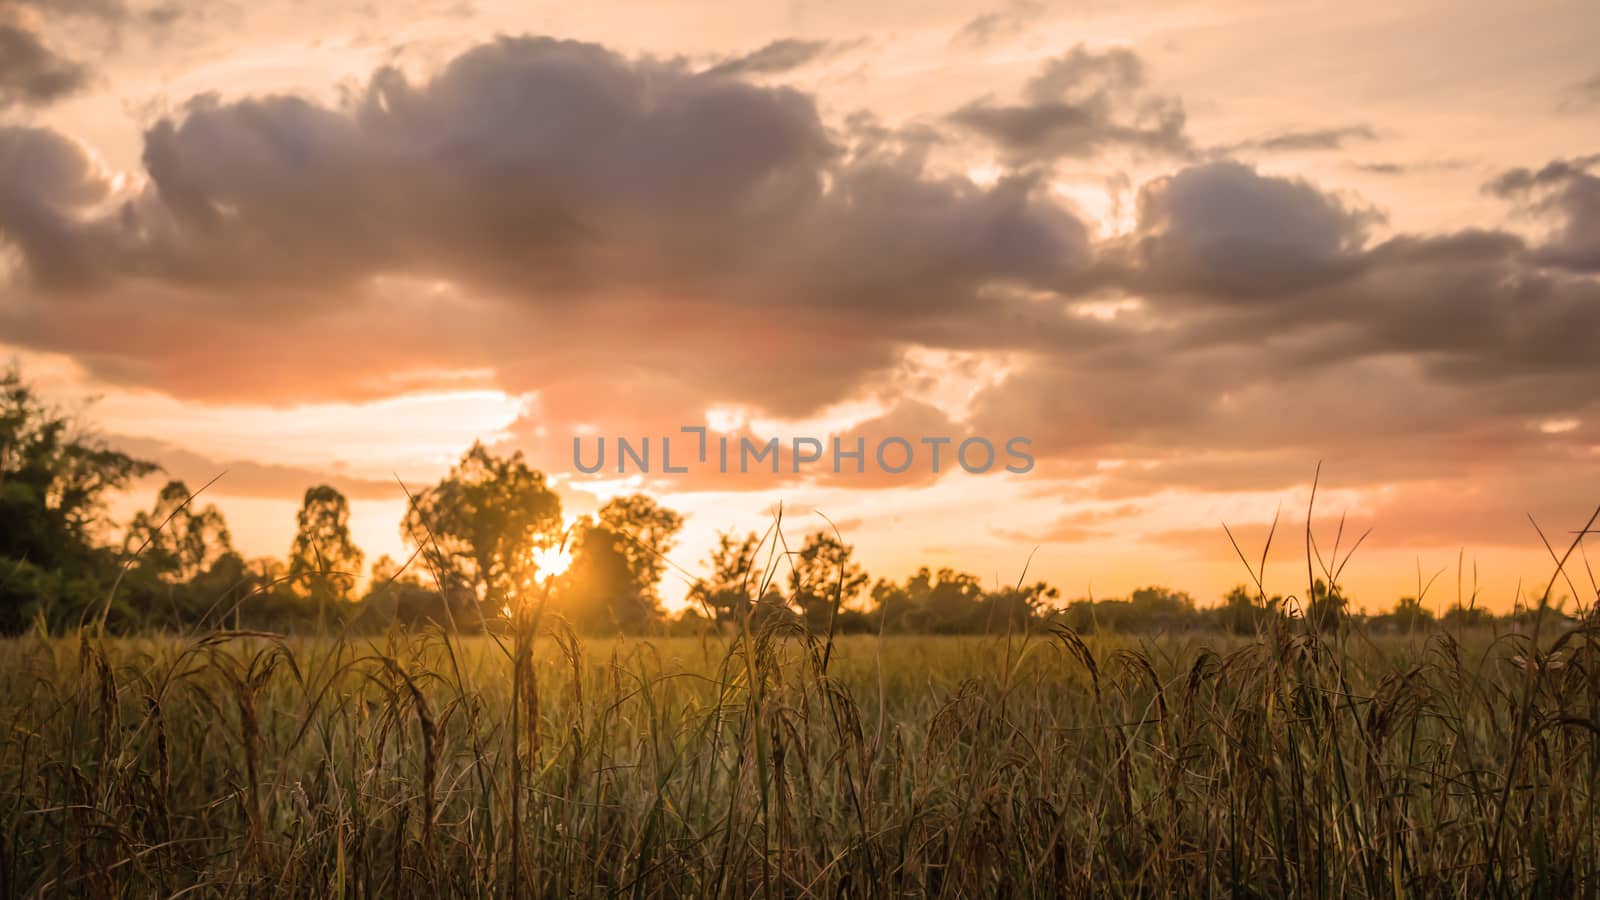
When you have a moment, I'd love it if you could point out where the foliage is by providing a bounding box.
[688,530,769,625]
[0,366,156,632]
[288,484,364,610]
[124,480,236,583]
[1305,577,1348,632]
[593,494,684,606]
[787,530,869,630]
[401,441,563,610]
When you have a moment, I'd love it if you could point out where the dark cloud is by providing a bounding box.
[1487,155,1600,272]
[966,157,1600,504]
[1558,72,1600,112]
[0,22,92,109]
[0,36,1092,418]
[0,127,118,285]
[1351,158,1469,176]
[1107,160,1377,300]
[1219,125,1377,154]
[0,0,170,111]
[948,45,1191,163]
[949,1,1043,49]
[2,31,1599,519]
[25,0,131,22]
[705,38,850,78]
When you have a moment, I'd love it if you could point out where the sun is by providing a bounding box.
[530,543,573,579]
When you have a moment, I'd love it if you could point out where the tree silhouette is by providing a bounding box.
[1306,578,1348,632]
[594,494,684,607]
[1,367,156,631]
[289,485,365,621]
[1387,595,1433,632]
[788,531,869,631]
[401,441,562,614]
[688,530,767,624]
[124,480,235,583]
[556,495,684,632]
[873,567,984,633]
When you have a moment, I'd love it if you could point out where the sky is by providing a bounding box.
[2,0,1599,614]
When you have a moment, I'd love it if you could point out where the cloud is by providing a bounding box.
[1351,159,1469,176]
[0,35,1092,421]
[113,435,400,501]
[1219,125,1377,155]
[1558,71,1600,112]
[2,30,1599,527]
[704,38,852,78]
[0,126,118,286]
[948,45,1191,163]
[1107,160,1377,300]
[1145,461,1600,561]
[949,1,1044,49]
[997,502,1144,544]
[1487,155,1600,272]
[964,157,1600,507]
[0,21,92,109]
[27,0,131,22]
[0,0,167,111]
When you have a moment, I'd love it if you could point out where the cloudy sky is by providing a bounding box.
[3,0,1598,612]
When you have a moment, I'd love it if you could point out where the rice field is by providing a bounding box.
[1,607,1596,897]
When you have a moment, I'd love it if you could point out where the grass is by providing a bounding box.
[1,607,1597,897]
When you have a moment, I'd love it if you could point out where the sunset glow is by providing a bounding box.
[3,0,1598,615]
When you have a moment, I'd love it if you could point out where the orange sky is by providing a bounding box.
[3,0,1599,613]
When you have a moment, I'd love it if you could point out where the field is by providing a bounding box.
[1,612,1597,898]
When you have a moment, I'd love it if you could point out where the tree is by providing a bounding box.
[120,480,243,627]
[788,531,869,631]
[401,442,562,614]
[688,530,768,625]
[1305,579,1348,632]
[362,554,456,628]
[595,494,684,607]
[1217,585,1272,635]
[1388,595,1433,632]
[1,366,156,631]
[288,485,364,609]
[1441,603,1495,631]
[872,567,984,633]
[558,518,648,631]
[556,495,684,633]
[123,480,235,583]
[981,580,1059,633]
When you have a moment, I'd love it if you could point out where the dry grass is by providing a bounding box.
[0,604,1597,897]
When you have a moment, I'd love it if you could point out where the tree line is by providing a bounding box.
[0,367,1564,636]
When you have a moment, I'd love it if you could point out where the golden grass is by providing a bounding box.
[0,611,1597,896]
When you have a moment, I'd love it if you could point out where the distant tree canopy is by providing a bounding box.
[688,530,769,625]
[118,479,258,629]
[788,531,869,630]
[0,364,1581,637]
[400,441,563,609]
[0,367,157,632]
[290,484,365,612]
[550,494,685,632]
[125,480,236,583]
[873,567,1057,634]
